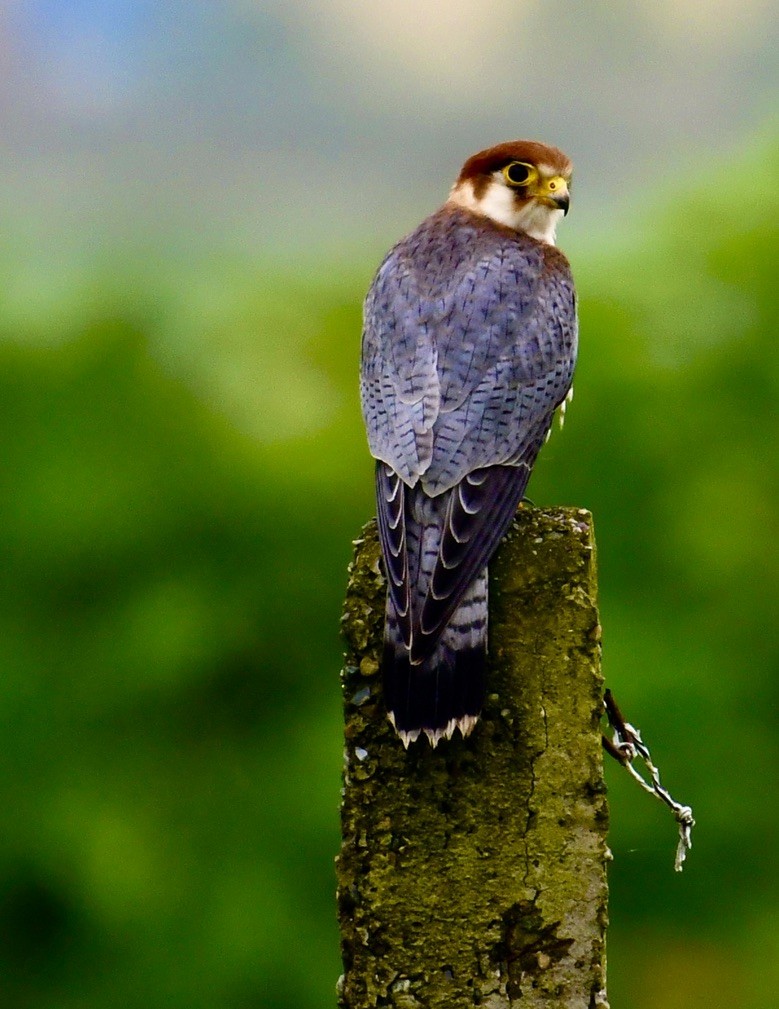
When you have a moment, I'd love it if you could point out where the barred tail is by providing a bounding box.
[383,569,488,747]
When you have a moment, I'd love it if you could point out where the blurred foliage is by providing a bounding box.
[0,134,776,1009]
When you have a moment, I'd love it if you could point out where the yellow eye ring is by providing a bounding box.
[502,161,538,187]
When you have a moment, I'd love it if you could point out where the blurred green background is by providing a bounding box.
[0,3,777,1008]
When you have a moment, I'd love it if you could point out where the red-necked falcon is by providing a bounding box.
[360,140,576,747]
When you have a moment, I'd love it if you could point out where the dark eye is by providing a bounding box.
[503,161,535,187]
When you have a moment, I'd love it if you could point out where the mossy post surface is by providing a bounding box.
[337,507,609,1009]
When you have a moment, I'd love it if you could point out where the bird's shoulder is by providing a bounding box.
[367,206,574,327]
[384,205,546,278]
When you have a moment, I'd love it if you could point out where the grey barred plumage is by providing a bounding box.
[360,141,577,747]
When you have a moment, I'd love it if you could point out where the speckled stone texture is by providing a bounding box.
[337,508,609,1009]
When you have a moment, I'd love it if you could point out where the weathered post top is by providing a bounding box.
[337,507,609,1009]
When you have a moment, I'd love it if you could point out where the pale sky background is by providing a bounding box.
[0,0,775,266]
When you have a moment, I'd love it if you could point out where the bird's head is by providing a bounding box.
[447,140,573,245]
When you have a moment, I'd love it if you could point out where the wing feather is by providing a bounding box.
[362,206,578,666]
[412,462,533,661]
[375,463,411,647]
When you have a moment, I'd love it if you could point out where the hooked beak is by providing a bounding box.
[552,191,570,215]
[539,175,570,215]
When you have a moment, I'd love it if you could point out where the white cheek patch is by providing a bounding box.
[448,179,517,228]
[469,180,520,230]
[447,179,562,245]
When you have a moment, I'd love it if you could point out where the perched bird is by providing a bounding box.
[360,140,577,747]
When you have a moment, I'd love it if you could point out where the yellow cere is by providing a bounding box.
[544,176,568,194]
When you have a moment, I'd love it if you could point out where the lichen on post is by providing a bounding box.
[337,507,609,1009]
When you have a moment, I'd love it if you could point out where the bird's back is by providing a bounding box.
[362,206,576,496]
